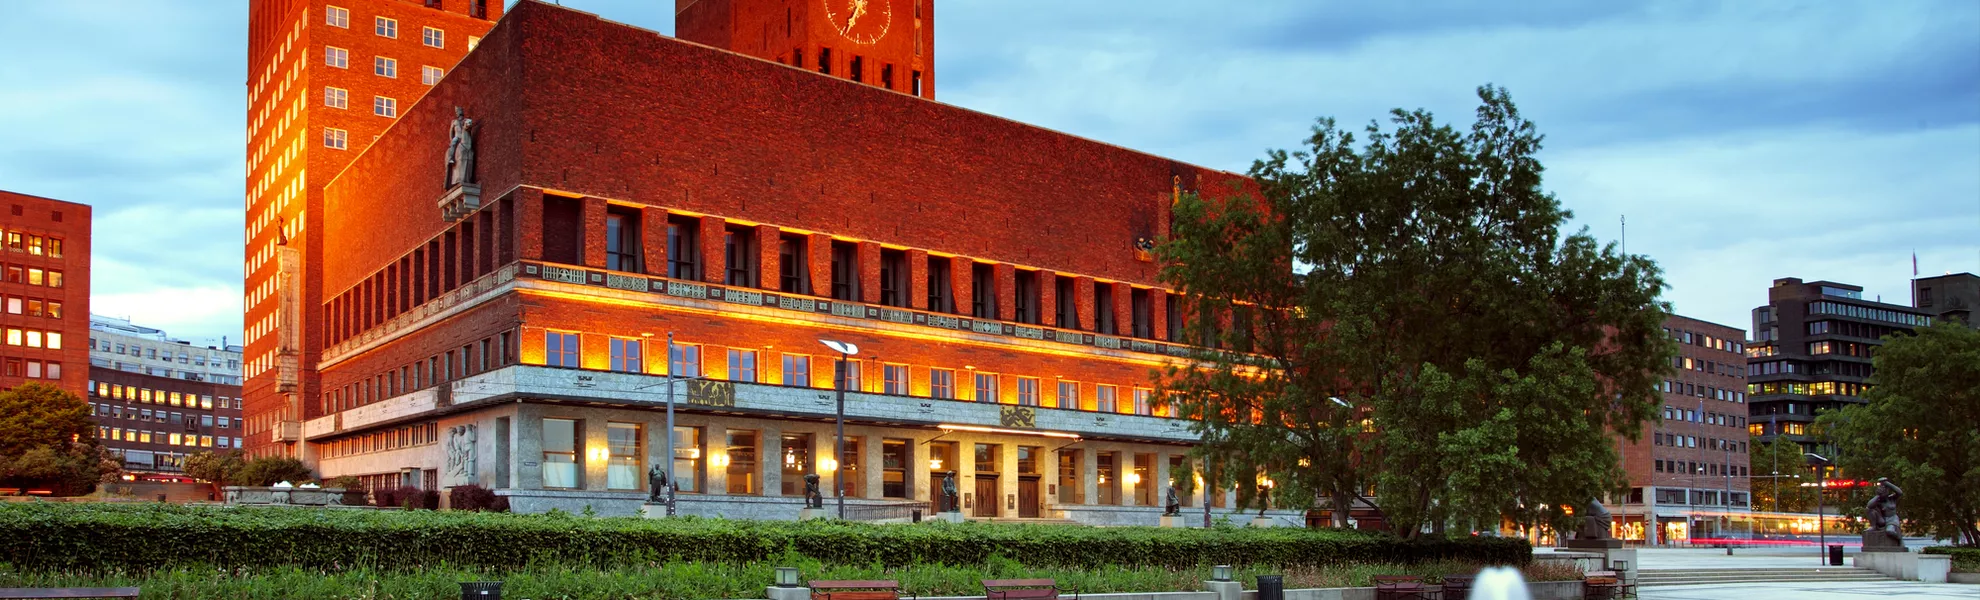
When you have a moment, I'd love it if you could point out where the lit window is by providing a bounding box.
[608,337,642,373]
[326,6,349,28]
[323,128,348,149]
[422,26,444,48]
[606,422,642,490]
[882,364,908,395]
[324,87,348,108]
[375,16,397,38]
[325,46,348,68]
[1017,377,1040,406]
[544,331,579,367]
[373,96,397,117]
[45,332,60,350]
[422,65,444,85]
[374,56,397,78]
[728,349,757,382]
[542,418,578,488]
[782,354,810,387]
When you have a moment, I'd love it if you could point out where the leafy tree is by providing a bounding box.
[0,383,119,495]
[184,450,247,494]
[237,455,314,487]
[1816,321,1980,545]
[1158,86,1671,537]
[1748,439,1818,513]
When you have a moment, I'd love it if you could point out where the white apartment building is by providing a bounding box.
[88,315,244,385]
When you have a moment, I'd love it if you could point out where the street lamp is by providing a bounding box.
[820,338,860,520]
[637,332,709,517]
[1805,452,1831,565]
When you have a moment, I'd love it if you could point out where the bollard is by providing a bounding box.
[460,581,502,600]
[1255,575,1284,600]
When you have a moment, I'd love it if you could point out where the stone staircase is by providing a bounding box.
[1636,567,1893,587]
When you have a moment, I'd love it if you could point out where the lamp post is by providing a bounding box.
[665,333,676,516]
[1805,452,1830,565]
[820,338,860,520]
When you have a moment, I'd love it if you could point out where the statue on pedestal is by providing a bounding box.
[803,473,824,509]
[646,465,676,506]
[1574,498,1614,540]
[445,107,477,188]
[1863,478,1905,550]
[1163,486,1181,516]
[940,471,959,513]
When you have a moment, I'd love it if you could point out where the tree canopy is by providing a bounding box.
[1157,86,1672,537]
[0,383,118,495]
[1815,320,1980,545]
[1748,438,1818,514]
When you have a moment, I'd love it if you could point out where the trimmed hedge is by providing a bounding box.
[1923,546,1980,572]
[0,503,1529,573]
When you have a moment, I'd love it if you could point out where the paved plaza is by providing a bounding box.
[1641,581,1980,599]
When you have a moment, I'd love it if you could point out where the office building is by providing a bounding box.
[0,190,89,398]
[1912,272,1979,326]
[1616,315,1750,545]
[89,315,244,385]
[1745,278,1933,452]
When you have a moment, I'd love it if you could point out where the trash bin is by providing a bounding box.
[460,581,502,599]
[911,508,923,523]
[1256,575,1283,600]
[1828,545,1843,566]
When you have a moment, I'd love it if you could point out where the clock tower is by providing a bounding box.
[678,0,934,99]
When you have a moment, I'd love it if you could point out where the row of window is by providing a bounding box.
[1661,380,1744,403]
[1665,327,1744,354]
[1654,460,1748,478]
[90,403,240,430]
[1661,405,1746,428]
[1,265,65,288]
[0,231,64,258]
[327,331,513,413]
[1750,421,1810,436]
[1807,340,1874,358]
[541,331,1165,416]
[322,422,437,459]
[3,328,63,350]
[1654,431,1746,453]
[1,359,61,380]
[3,296,62,319]
[88,338,238,369]
[90,381,238,410]
[1671,355,1739,379]
[325,6,453,49]
[793,46,926,96]
[97,426,241,450]
[1807,301,1931,327]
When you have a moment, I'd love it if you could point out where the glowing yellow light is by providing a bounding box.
[929,458,943,470]
[1297,458,1312,467]
[688,448,701,459]
[820,457,839,472]
[1125,473,1142,486]
[712,453,731,468]
[937,424,1081,440]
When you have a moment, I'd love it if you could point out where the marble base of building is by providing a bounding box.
[1159,515,1183,528]
[798,508,827,520]
[1855,550,1950,582]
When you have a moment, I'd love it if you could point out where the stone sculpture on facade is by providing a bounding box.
[445,106,477,188]
[445,424,476,486]
[1863,478,1906,550]
[803,473,824,509]
[940,471,959,513]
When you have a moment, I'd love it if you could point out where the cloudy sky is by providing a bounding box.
[0,0,1974,342]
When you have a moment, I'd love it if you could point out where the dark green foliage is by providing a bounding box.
[1923,546,1980,573]
[236,455,314,487]
[0,503,1529,573]
[0,383,118,496]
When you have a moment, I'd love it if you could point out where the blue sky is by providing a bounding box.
[0,0,1974,341]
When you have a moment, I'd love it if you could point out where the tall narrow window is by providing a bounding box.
[609,337,643,373]
[927,257,954,313]
[1096,384,1118,413]
[607,207,642,272]
[881,64,894,89]
[882,439,909,498]
[883,364,909,395]
[782,354,811,387]
[834,358,862,391]
[1131,288,1152,338]
[545,331,579,368]
[728,349,757,382]
[726,430,759,494]
[667,215,701,280]
[779,234,809,294]
[725,227,758,287]
[1132,388,1152,415]
[850,56,864,82]
[542,418,578,488]
[818,47,832,74]
[971,263,996,318]
[669,344,701,378]
[973,372,998,403]
[1233,305,1254,352]
[911,71,923,96]
[1056,276,1080,329]
[929,368,955,399]
[1095,284,1117,335]
[1165,294,1182,341]
[674,426,704,493]
[606,422,642,490]
[830,240,859,301]
[1056,381,1079,410]
[1017,377,1040,406]
[1014,270,1040,324]
[879,248,908,307]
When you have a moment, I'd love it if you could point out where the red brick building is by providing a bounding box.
[243,0,500,458]
[1614,315,1751,545]
[287,0,1290,523]
[0,190,89,398]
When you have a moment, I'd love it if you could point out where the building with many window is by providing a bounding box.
[257,0,1309,524]
[87,368,245,480]
[1745,278,1933,453]
[1615,315,1750,546]
[89,315,243,385]
[0,190,89,398]
[243,0,501,459]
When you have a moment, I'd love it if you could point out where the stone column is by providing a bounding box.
[760,423,784,498]
[706,426,730,497]
[862,431,884,500]
[1081,447,1100,508]
[581,417,609,491]
[1000,442,1019,517]
[515,406,544,490]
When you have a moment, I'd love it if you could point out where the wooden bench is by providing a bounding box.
[1583,571,1624,600]
[1371,576,1431,600]
[810,580,910,600]
[1438,574,1474,599]
[0,589,141,599]
[983,578,1076,600]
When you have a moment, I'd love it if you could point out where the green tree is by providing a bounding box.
[0,383,119,495]
[184,450,247,494]
[1748,439,1818,513]
[1816,321,1980,545]
[1157,86,1671,537]
[237,455,314,487]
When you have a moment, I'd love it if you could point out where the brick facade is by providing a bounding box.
[1615,314,1751,544]
[0,190,89,398]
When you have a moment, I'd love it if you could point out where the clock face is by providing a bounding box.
[822,0,891,45]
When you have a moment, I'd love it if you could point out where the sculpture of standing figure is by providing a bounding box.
[940,471,959,513]
[646,465,673,504]
[445,106,476,188]
[1863,478,1905,550]
[1163,486,1181,516]
[803,473,824,509]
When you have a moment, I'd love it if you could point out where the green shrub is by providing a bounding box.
[1923,546,1980,572]
[0,503,1529,574]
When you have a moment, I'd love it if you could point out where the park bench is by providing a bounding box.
[1583,570,1626,600]
[1371,575,1432,600]
[810,580,911,600]
[983,578,1076,600]
[1438,574,1473,599]
[0,589,141,599]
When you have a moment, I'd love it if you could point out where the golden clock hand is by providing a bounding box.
[847,0,867,29]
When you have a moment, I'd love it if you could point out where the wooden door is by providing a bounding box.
[973,476,999,517]
[1018,477,1040,518]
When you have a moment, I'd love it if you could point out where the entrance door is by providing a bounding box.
[974,476,999,517]
[1018,477,1040,518]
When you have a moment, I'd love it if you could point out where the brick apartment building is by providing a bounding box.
[1614,315,1751,545]
[0,190,89,398]
[87,316,245,479]
[262,0,1320,524]
[242,0,501,459]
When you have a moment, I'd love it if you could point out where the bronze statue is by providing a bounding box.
[939,471,959,513]
[646,465,675,505]
[1863,478,1905,550]
[1574,499,1613,540]
[803,473,824,509]
[1163,486,1180,516]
